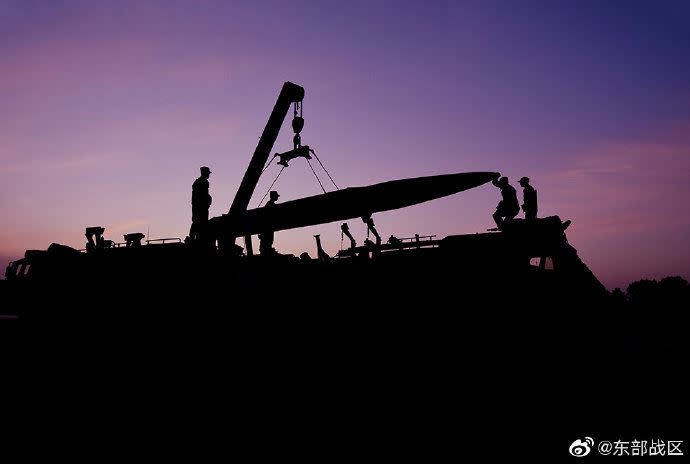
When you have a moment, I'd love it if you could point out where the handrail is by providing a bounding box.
[146,238,182,245]
[336,234,440,257]
[80,237,182,250]
[399,234,436,242]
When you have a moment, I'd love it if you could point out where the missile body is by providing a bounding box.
[211,172,499,236]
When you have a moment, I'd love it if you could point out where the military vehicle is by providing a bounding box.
[3,82,606,320]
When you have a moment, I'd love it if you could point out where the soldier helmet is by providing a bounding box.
[270,190,280,200]
[519,176,529,185]
[499,176,508,184]
[200,166,212,174]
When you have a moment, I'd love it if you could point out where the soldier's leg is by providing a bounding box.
[493,210,503,228]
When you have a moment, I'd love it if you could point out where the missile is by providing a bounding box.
[211,171,499,236]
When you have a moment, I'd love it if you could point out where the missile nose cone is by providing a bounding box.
[471,172,501,183]
[431,171,502,194]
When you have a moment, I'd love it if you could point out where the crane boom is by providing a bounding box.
[229,81,304,216]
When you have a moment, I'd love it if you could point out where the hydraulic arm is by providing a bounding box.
[223,82,304,254]
[229,82,304,216]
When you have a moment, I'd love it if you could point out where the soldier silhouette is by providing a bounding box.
[189,166,212,241]
[492,176,519,229]
[519,177,538,222]
[259,190,279,255]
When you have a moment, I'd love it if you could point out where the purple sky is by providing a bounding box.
[1,0,689,288]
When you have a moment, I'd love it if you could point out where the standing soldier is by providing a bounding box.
[491,176,519,229]
[190,166,212,241]
[259,190,280,255]
[519,177,538,222]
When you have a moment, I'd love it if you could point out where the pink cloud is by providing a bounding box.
[0,27,264,100]
[1,153,113,174]
[554,138,689,227]
[108,219,151,235]
[536,123,690,287]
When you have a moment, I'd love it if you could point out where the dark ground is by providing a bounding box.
[1,264,688,459]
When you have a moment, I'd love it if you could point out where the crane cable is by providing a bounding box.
[256,148,335,207]
[257,166,285,207]
[260,154,277,175]
[256,98,340,205]
[310,149,339,190]
[306,159,326,194]
[295,98,338,191]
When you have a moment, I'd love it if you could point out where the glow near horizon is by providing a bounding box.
[1,1,689,289]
